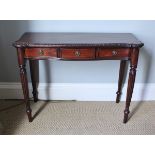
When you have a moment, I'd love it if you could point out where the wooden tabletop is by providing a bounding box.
[13,32,144,48]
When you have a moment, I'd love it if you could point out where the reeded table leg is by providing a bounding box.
[116,60,127,103]
[17,48,32,122]
[29,60,39,102]
[123,48,139,123]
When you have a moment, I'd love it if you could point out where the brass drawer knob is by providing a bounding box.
[75,50,80,57]
[112,50,117,55]
[39,49,44,56]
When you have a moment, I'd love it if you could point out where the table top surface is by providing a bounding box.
[13,32,144,48]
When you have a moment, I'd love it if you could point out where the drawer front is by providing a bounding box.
[25,48,57,58]
[60,48,95,60]
[97,48,130,58]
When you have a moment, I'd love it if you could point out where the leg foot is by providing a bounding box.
[32,91,38,102]
[116,91,121,103]
[123,109,130,123]
[26,108,32,122]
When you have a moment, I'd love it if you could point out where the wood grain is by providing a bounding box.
[60,48,95,60]
[25,48,57,58]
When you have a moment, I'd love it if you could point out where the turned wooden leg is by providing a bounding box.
[123,48,139,123]
[29,60,39,102]
[17,48,32,122]
[116,60,127,103]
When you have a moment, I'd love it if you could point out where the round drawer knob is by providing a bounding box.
[75,50,80,57]
[39,49,44,56]
[112,50,117,55]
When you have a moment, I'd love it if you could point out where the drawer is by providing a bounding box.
[25,48,57,58]
[97,48,130,58]
[60,48,95,60]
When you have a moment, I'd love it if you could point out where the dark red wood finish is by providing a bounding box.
[97,48,130,58]
[17,48,32,122]
[123,48,139,123]
[25,48,57,59]
[13,33,144,123]
[116,60,127,103]
[60,48,95,60]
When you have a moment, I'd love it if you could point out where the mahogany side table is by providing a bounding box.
[13,33,144,123]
